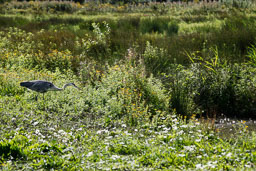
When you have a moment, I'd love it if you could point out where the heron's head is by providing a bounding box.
[64,83,80,90]
[47,82,62,91]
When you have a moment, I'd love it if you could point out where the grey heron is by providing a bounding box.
[20,80,80,100]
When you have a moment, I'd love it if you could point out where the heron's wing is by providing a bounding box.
[20,81,48,93]
[20,81,36,88]
[30,81,49,93]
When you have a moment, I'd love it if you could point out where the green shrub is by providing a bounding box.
[1,1,81,14]
[0,135,27,160]
[163,64,197,117]
[0,74,25,96]
[185,49,256,118]
[212,13,256,61]
[0,16,29,28]
[247,45,256,66]
[143,41,171,75]
[140,17,168,34]
[79,54,169,126]
[76,22,111,62]
[159,46,256,118]
[0,27,76,72]
[166,21,179,36]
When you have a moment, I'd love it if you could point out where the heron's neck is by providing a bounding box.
[63,83,72,90]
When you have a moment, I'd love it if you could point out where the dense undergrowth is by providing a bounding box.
[1,66,256,169]
[1,1,256,170]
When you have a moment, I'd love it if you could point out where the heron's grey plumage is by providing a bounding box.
[20,80,80,100]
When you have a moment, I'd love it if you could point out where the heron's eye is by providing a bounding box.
[48,83,52,87]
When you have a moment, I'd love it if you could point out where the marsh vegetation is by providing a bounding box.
[0,1,256,169]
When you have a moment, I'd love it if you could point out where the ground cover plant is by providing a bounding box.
[1,1,256,170]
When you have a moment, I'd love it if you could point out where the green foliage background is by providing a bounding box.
[0,1,256,170]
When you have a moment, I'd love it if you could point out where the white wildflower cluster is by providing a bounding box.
[97,129,109,135]
[183,145,196,152]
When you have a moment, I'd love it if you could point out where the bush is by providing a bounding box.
[0,139,25,160]
[185,49,256,118]
[140,17,168,34]
[0,28,77,72]
[246,45,256,66]
[143,41,171,75]
[211,13,256,61]
[76,22,112,63]
[163,64,197,117]
[1,1,81,14]
[160,47,256,119]
[79,52,169,126]
[166,21,179,36]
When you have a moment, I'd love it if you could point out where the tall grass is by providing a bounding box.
[1,6,256,168]
[0,3,255,119]
[0,8,255,67]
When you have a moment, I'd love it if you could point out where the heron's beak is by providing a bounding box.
[73,84,81,90]
[49,86,63,91]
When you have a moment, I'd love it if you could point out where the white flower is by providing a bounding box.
[58,130,66,135]
[33,122,39,126]
[198,134,204,137]
[206,161,216,168]
[173,126,178,130]
[163,127,170,131]
[196,164,203,169]
[195,139,201,142]
[86,152,93,157]
[168,147,175,150]
[177,130,184,135]
[245,162,252,168]
[196,155,202,159]
[49,128,55,131]
[97,129,108,134]
[245,164,251,168]
[226,152,232,157]
[184,145,196,152]
[106,136,113,139]
[111,155,120,160]
[35,129,40,134]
